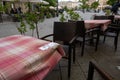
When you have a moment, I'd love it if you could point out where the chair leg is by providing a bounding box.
[73,44,76,63]
[58,62,63,80]
[68,46,72,78]
[95,33,100,51]
[87,62,94,80]
[80,42,82,46]
[81,39,85,56]
[103,35,106,43]
[114,36,118,51]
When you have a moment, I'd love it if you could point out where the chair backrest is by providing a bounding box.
[94,15,108,20]
[76,21,86,37]
[107,15,115,23]
[68,20,86,37]
[94,15,115,23]
[54,22,77,42]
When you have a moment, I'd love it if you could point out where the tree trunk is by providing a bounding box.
[31,29,34,37]
[35,23,39,39]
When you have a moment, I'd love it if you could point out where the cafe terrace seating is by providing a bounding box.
[41,22,77,78]
[103,24,120,51]
[114,15,120,24]
[93,15,120,51]
[93,15,114,24]
[69,20,100,56]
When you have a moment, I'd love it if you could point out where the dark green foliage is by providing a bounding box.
[79,0,89,9]
[17,2,49,38]
[17,21,27,35]
[67,9,80,21]
[59,8,80,22]
[91,1,99,10]
[44,0,56,6]
[59,14,66,22]
[107,0,118,6]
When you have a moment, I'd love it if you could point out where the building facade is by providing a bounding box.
[59,1,80,9]
[59,0,108,9]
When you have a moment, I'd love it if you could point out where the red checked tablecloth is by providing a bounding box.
[115,15,120,20]
[0,35,65,80]
[85,20,111,31]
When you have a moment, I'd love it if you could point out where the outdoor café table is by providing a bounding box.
[0,35,65,80]
[85,20,111,31]
[114,15,120,24]
[115,15,120,20]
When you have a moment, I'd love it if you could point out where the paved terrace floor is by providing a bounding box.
[0,11,120,80]
[44,35,120,80]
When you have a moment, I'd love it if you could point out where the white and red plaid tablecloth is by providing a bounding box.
[0,35,65,80]
[85,20,111,31]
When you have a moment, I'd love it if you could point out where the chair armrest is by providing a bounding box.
[87,61,113,80]
[108,24,120,27]
[86,27,100,33]
[69,35,78,44]
[107,25,120,30]
[40,34,53,41]
[108,24,120,30]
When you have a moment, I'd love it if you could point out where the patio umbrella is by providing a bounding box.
[41,1,49,5]
[23,0,49,5]
[22,0,43,3]
[2,0,49,4]
[49,6,56,9]
[2,0,15,1]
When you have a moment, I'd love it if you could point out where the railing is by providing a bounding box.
[87,61,113,80]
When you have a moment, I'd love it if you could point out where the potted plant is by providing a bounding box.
[59,7,81,22]
[17,1,51,39]
[105,9,111,16]
[0,1,11,22]
[0,2,3,22]
[90,1,99,12]
[67,9,80,21]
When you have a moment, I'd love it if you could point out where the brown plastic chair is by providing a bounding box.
[100,15,120,51]
[93,15,114,22]
[93,15,108,20]
[107,15,115,23]
[69,20,100,56]
[103,24,120,51]
[40,22,77,78]
[93,15,120,51]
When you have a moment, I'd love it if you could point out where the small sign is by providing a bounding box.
[39,42,59,50]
